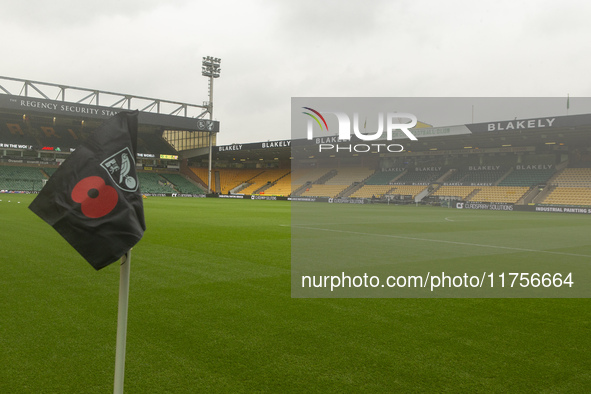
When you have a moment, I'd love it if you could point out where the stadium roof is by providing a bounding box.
[209,113,591,162]
[0,76,219,133]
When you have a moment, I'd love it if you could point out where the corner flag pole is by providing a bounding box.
[114,250,131,394]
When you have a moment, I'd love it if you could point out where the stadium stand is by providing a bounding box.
[443,169,469,184]
[323,167,375,185]
[0,122,38,147]
[350,185,395,198]
[300,184,348,198]
[393,168,446,185]
[0,165,46,191]
[2,117,590,208]
[297,167,375,198]
[263,173,292,196]
[550,168,591,187]
[0,121,179,156]
[535,168,591,206]
[431,185,479,199]
[43,167,58,177]
[238,169,291,195]
[498,168,556,186]
[217,169,265,194]
[189,168,267,194]
[444,166,508,186]
[388,185,429,198]
[1,160,589,207]
[291,167,334,186]
[469,186,529,203]
[364,170,405,185]
[542,187,591,206]
[160,173,205,194]
[137,172,175,194]
[190,167,212,191]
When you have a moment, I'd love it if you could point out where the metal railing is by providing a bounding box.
[0,76,209,119]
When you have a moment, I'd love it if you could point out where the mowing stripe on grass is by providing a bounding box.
[289,225,591,258]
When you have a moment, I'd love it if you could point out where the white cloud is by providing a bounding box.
[1,0,590,144]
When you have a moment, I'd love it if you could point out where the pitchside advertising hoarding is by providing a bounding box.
[290,97,591,299]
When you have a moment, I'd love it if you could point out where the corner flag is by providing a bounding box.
[29,111,146,270]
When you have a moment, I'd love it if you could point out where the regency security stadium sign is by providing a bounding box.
[0,94,219,132]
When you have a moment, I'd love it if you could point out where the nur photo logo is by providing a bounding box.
[302,107,419,153]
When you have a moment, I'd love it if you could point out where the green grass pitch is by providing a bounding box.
[0,195,590,392]
[291,202,591,298]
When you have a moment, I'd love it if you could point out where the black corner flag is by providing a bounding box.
[29,111,146,270]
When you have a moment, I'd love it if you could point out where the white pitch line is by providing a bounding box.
[444,217,455,222]
[288,225,591,258]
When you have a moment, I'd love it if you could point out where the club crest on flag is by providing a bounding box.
[101,147,138,192]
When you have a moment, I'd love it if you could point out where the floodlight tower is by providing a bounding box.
[202,56,221,193]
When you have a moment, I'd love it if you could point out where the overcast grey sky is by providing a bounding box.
[1,0,589,144]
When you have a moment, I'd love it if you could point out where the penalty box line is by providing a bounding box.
[287,225,591,258]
